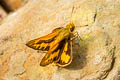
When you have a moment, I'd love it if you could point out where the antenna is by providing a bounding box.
[70,6,75,23]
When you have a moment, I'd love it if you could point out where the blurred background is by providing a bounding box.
[0,0,28,21]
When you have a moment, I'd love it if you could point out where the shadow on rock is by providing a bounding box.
[64,37,92,70]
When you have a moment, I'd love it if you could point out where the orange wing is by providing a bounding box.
[26,27,62,51]
[55,40,72,67]
[52,27,63,32]
[40,39,66,66]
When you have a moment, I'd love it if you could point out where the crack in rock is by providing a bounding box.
[103,46,116,79]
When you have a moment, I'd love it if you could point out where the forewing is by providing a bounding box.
[55,40,72,67]
[52,27,63,32]
[40,39,66,66]
[26,28,61,51]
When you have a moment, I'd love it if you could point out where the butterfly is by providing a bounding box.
[26,7,78,67]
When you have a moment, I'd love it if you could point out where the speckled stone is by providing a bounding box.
[0,0,120,80]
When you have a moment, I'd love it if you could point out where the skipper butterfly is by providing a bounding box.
[26,7,77,67]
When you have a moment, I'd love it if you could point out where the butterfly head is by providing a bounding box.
[66,23,75,32]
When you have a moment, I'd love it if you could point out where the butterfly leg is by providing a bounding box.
[71,31,82,41]
[75,31,83,41]
[70,31,82,47]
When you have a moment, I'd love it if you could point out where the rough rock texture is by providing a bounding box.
[0,0,120,80]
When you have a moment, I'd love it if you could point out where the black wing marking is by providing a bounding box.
[40,39,66,66]
[55,39,72,67]
[26,27,62,51]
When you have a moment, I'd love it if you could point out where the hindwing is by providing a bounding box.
[55,39,72,67]
[40,39,66,66]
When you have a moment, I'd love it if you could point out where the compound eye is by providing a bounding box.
[70,27,74,32]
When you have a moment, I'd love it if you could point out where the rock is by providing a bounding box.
[0,0,120,80]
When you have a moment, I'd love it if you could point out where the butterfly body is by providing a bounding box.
[52,27,73,45]
[26,22,75,67]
